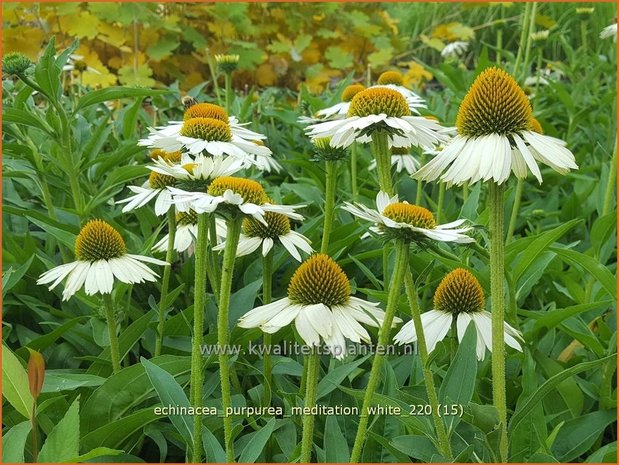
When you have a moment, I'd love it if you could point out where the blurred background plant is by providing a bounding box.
[2,1,617,464]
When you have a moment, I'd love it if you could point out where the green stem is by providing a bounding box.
[350,240,409,462]
[206,215,221,304]
[155,210,176,357]
[370,131,393,195]
[462,181,469,203]
[403,269,453,460]
[602,147,617,216]
[506,178,524,244]
[103,294,121,374]
[262,251,273,409]
[496,28,503,65]
[300,351,320,462]
[351,142,359,201]
[512,2,531,77]
[224,72,233,114]
[521,2,537,81]
[580,19,588,51]
[489,182,508,461]
[31,403,39,463]
[218,216,243,463]
[190,214,210,462]
[415,178,424,205]
[436,182,445,223]
[321,160,337,254]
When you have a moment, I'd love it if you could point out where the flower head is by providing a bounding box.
[415,67,578,185]
[38,220,167,300]
[153,210,226,256]
[377,70,404,86]
[238,254,400,359]
[215,54,240,73]
[441,41,469,59]
[309,84,367,121]
[183,102,229,122]
[600,23,617,40]
[394,268,522,360]
[217,210,313,261]
[2,52,32,75]
[343,192,474,244]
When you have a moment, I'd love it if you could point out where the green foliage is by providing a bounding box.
[2,2,616,463]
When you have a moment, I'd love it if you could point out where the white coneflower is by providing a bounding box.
[441,41,469,59]
[313,83,367,120]
[600,23,617,40]
[306,87,447,149]
[394,269,522,360]
[343,192,474,243]
[138,103,275,169]
[215,211,312,262]
[238,254,400,359]
[148,152,244,186]
[37,220,167,300]
[116,151,182,215]
[414,67,578,185]
[372,70,426,114]
[169,176,304,225]
[368,146,420,175]
[152,210,226,255]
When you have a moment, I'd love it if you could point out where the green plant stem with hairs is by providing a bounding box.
[350,239,408,462]
[321,160,338,253]
[351,142,359,201]
[218,216,243,463]
[224,72,233,114]
[102,294,121,374]
[190,213,210,462]
[206,215,221,304]
[403,269,453,460]
[506,179,524,244]
[512,1,531,78]
[262,251,274,409]
[155,210,176,357]
[300,350,320,462]
[489,182,508,462]
[436,182,445,223]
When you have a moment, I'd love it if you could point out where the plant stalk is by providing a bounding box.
[190,213,210,462]
[489,182,508,461]
[218,216,243,463]
[155,209,176,356]
[321,160,338,254]
[350,239,408,462]
[224,72,233,114]
[300,350,320,462]
[403,269,453,460]
[506,178,524,244]
[351,142,359,201]
[262,251,273,409]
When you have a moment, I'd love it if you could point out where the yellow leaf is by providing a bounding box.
[402,62,433,89]
[73,45,117,88]
[2,26,44,59]
[535,14,557,30]
[59,11,101,40]
[118,64,156,88]
[97,22,127,48]
[420,34,445,52]
[256,63,277,86]
[432,22,474,41]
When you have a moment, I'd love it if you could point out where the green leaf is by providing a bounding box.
[317,355,370,399]
[65,447,124,463]
[2,421,32,463]
[1,344,33,419]
[324,46,354,69]
[2,107,54,135]
[39,397,80,462]
[238,417,277,463]
[439,323,476,429]
[511,219,582,283]
[551,410,616,461]
[33,37,61,101]
[390,435,442,462]
[81,408,159,451]
[141,357,193,447]
[2,254,34,297]
[75,87,169,111]
[551,247,616,298]
[509,354,614,433]
[42,372,106,392]
[325,416,350,462]
[533,301,613,333]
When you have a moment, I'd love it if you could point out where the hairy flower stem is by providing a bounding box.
[102,294,121,374]
[155,210,176,357]
[224,72,233,114]
[403,269,453,460]
[371,131,394,288]
[321,160,338,254]
[436,182,445,223]
[190,214,210,462]
[506,178,524,244]
[218,216,243,463]
[262,251,273,409]
[300,350,320,462]
[489,182,508,461]
[351,142,359,201]
[350,239,408,462]
[206,215,221,304]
